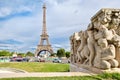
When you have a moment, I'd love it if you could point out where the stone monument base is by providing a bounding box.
[70,63,120,74]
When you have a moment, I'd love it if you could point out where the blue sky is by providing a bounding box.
[0,0,120,53]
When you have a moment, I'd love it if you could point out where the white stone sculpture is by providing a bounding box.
[77,31,88,63]
[87,30,95,66]
[70,8,120,72]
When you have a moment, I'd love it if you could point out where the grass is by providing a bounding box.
[0,73,120,80]
[0,62,69,72]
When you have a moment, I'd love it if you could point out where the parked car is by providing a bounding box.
[10,57,23,62]
[23,58,30,62]
[29,57,40,62]
[52,58,62,63]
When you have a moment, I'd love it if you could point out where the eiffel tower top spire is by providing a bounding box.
[42,3,47,36]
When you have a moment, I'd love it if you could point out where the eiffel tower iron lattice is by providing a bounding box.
[35,4,53,57]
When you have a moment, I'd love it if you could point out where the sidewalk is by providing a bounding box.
[0,72,95,78]
[0,67,96,78]
[0,70,14,73]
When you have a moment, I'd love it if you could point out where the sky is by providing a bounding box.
[0,0,120,53]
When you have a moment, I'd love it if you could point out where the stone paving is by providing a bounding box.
[0,67,95,78]
[0,72,95,78]
[0,70,14,73]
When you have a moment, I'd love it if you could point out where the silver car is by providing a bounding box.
[52,58,62,63]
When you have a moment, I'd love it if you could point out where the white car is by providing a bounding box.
[52,58,62,63]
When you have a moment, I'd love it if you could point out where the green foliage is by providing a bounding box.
[65,52,70,58]
[17,53,25,57]
[0,50,11,56]
[50,53,56,57]
[25,51,34,57]
[1,73,120,80]
[0,50,34,57]
[97,72,120,80]
[57,48,65,58]
[0,62,69,72]
[9,52,14,56]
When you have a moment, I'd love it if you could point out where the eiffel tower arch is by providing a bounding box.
[35,4,53,57]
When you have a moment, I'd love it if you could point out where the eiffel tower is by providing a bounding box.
[35,4,53,57]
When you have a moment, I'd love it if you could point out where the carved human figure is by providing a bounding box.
[109,12,120,29]
[71,32,80,63]
[104,10,112,23]
[110,18,120,29]
[80,45,90,65]
[111,35,120,47]
[111,34,120,67]
[87,30,95,66]
[96,10,111,29]
[94,25,115,41]
[94,38,119,69]
[77,30,88,63]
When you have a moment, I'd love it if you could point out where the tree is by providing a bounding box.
[50,53,56,57]
[17,53,25,57]
[0,50,11,56]
[25,51,34,57]
[57,48,65,58]
[9,52,14,56]
[65,51,70,58]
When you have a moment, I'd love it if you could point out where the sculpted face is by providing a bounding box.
[112,35,120,47]
[110,18,120,29]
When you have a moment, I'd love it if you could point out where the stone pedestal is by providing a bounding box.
[70,63,120,74]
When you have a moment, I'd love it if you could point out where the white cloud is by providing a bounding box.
[44,0,120,52]
[0,12,42,53]
[15,6,33,13]
[1,0,120,53]
[0,7,12,17]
